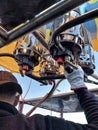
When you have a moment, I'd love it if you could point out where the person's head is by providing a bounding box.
[0,71,22,106]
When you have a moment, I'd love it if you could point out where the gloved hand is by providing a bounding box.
[64,66,87,90]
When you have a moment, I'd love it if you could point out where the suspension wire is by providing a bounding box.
[19,79,32,113]
[26,80,57,116]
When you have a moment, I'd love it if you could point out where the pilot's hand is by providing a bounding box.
[64,66,87,90]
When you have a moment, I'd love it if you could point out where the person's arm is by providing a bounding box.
[64,67,98,125]
[75,88,98,125]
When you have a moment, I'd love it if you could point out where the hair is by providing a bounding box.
[0,84,17,97]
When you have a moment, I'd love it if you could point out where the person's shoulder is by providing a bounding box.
[26,114,46,124]
[27,114,46,129]
[28,114,45,119]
